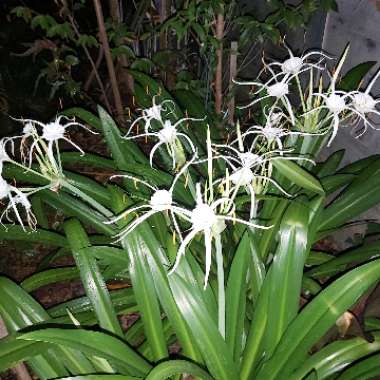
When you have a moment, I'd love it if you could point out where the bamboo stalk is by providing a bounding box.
[93,0,125,122]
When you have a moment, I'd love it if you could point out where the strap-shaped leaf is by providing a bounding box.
[315,150,345,177]
[145,360,213,380]
[62,107,102,131]
[48,288,135,318]
[60,152,116,169]
[169,273,239,380]
[0,277,85,377]
[338,61,376,91]
[320,158,380,231]
[239,273,270,380]
[272,159,324,195]
[337,352,380,380]
[64,171,112,207]
[64,219,123,338]
[41,190,114,235]
[18,329,151,377]
[98,106,147,167]
[263,200,309,357]
[289,332,380,380]
[307,239,380,279]
[0,225,68,247]
[337,154,380,175]
[0,335,49,373]
[56,376,139,380]
[256,259,380,380]
[21,267,79,292]
[136,224,203,363]
[226,230,260,363]
[121,229,169,361]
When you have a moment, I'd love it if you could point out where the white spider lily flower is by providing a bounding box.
[39,115,96,162]
[107,156,196,242]
[169,183,272,288]
[305,89,359,146]
[264,44,330,77]
[0,138,12,174]
[350,69,380,136]
[127,97,176,134]
[14,115,96,169]
[235,75,296,125]
[0,177,36,231]
[125,117,202,169]
[242,110,322,151]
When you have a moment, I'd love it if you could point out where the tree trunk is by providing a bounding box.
[93,0,125,122]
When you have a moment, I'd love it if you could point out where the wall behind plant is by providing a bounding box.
[321,0,380,165]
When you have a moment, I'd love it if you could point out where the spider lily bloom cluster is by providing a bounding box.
[125,96,204,169]
[0,115,98,230]
[236,45,380,147]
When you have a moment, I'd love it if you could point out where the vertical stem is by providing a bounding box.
[215,234,225,339]
[295,75,306,112]
[214,8,224,115]
[93,0,125,123]
[159,0,169,50]
[228,41,238,125]
[159,0,175,88]
[109,0,134,96]
[69,16,112,114]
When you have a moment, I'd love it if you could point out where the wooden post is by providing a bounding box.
[159,0,170,50]
[215,9,224,115]
[93,0,125,122]
[228,41,238,125]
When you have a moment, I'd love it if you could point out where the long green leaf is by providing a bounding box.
[48,288,135,318]
[263,199,309,356]
[18,329,151,377]
[337,352,380,380]
[0,225,68,247]
[272,159,324,194]
[307,240,380,279]
[0,335,49,372]
[21,267,79,292]
[316,150,345,177]
[57,376,139,380]
[320,158,380,231]
[64,219,123,338]
[0,277,81,378]
[62,108,102,131]
[145,360,213,380]
[121,229,169,361]
[338,61,376,91]
[60,152,116,169]
[110,187,169,361]
[138,229,202,362]
[256,259,380,380]
[169,273,239,380]
[239,270,271,380]
[226,231,253,362]
[98,106,147,167]
[289,332,380,380]
[41,190,114,235]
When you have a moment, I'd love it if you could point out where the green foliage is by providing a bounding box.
[1,20,380,380]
